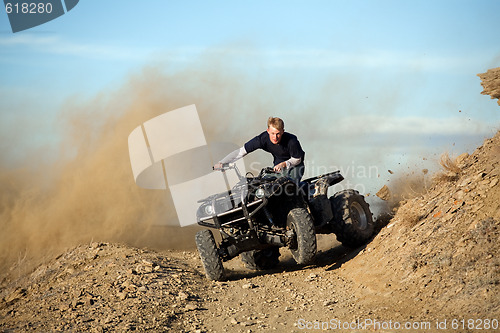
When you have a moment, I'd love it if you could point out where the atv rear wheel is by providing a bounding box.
[330,189,374,248]
[240,247,281,270]
[287,208,317,264]
[195,230,224,281]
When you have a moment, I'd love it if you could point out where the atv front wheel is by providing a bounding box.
[330,189,374,248]
[287,208,317,264]
[195,230,224,281]
[240,247,281,270]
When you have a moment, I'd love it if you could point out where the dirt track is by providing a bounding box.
[0,238,462,333]
[1,68,499,332]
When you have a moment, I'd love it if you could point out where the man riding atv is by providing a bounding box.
[196,116,375,281]
[214,117,305,183]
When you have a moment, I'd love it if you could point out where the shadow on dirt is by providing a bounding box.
[223,213,391,281]
[224,242,366,281]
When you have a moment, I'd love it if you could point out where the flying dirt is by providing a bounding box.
[0,67,499,332]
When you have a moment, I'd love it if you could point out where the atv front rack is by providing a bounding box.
[198,198,267,229]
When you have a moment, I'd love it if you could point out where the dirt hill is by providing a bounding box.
[342,131,500,319]
[1,70,499,332]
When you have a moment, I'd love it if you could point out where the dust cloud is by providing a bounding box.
[1,61,490,278]
[0,64,293,277]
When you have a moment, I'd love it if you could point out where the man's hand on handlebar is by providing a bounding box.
[273,162,287,172]
[213,163,231,171]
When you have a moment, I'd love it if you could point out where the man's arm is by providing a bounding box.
[274,156,302,172]
[274,133,304,172]
[285,156,302,169]
[214,147,247,170]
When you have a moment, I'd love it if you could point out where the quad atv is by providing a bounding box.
[195,164,374,281]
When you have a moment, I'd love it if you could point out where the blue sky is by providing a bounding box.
[1,0,500,182]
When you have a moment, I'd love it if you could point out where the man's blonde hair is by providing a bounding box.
[267,117,284,131]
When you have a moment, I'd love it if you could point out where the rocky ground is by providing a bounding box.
[0,243,209,332]
[1,69,499,332]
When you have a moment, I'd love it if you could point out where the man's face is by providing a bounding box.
[267,125,284,144]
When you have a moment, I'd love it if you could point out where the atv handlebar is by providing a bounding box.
[213,164,286,182]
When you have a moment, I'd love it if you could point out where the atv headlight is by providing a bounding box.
[204,205,215,216]
[255,188,265,199]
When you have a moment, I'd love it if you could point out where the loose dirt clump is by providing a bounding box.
[478,67,500,106]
